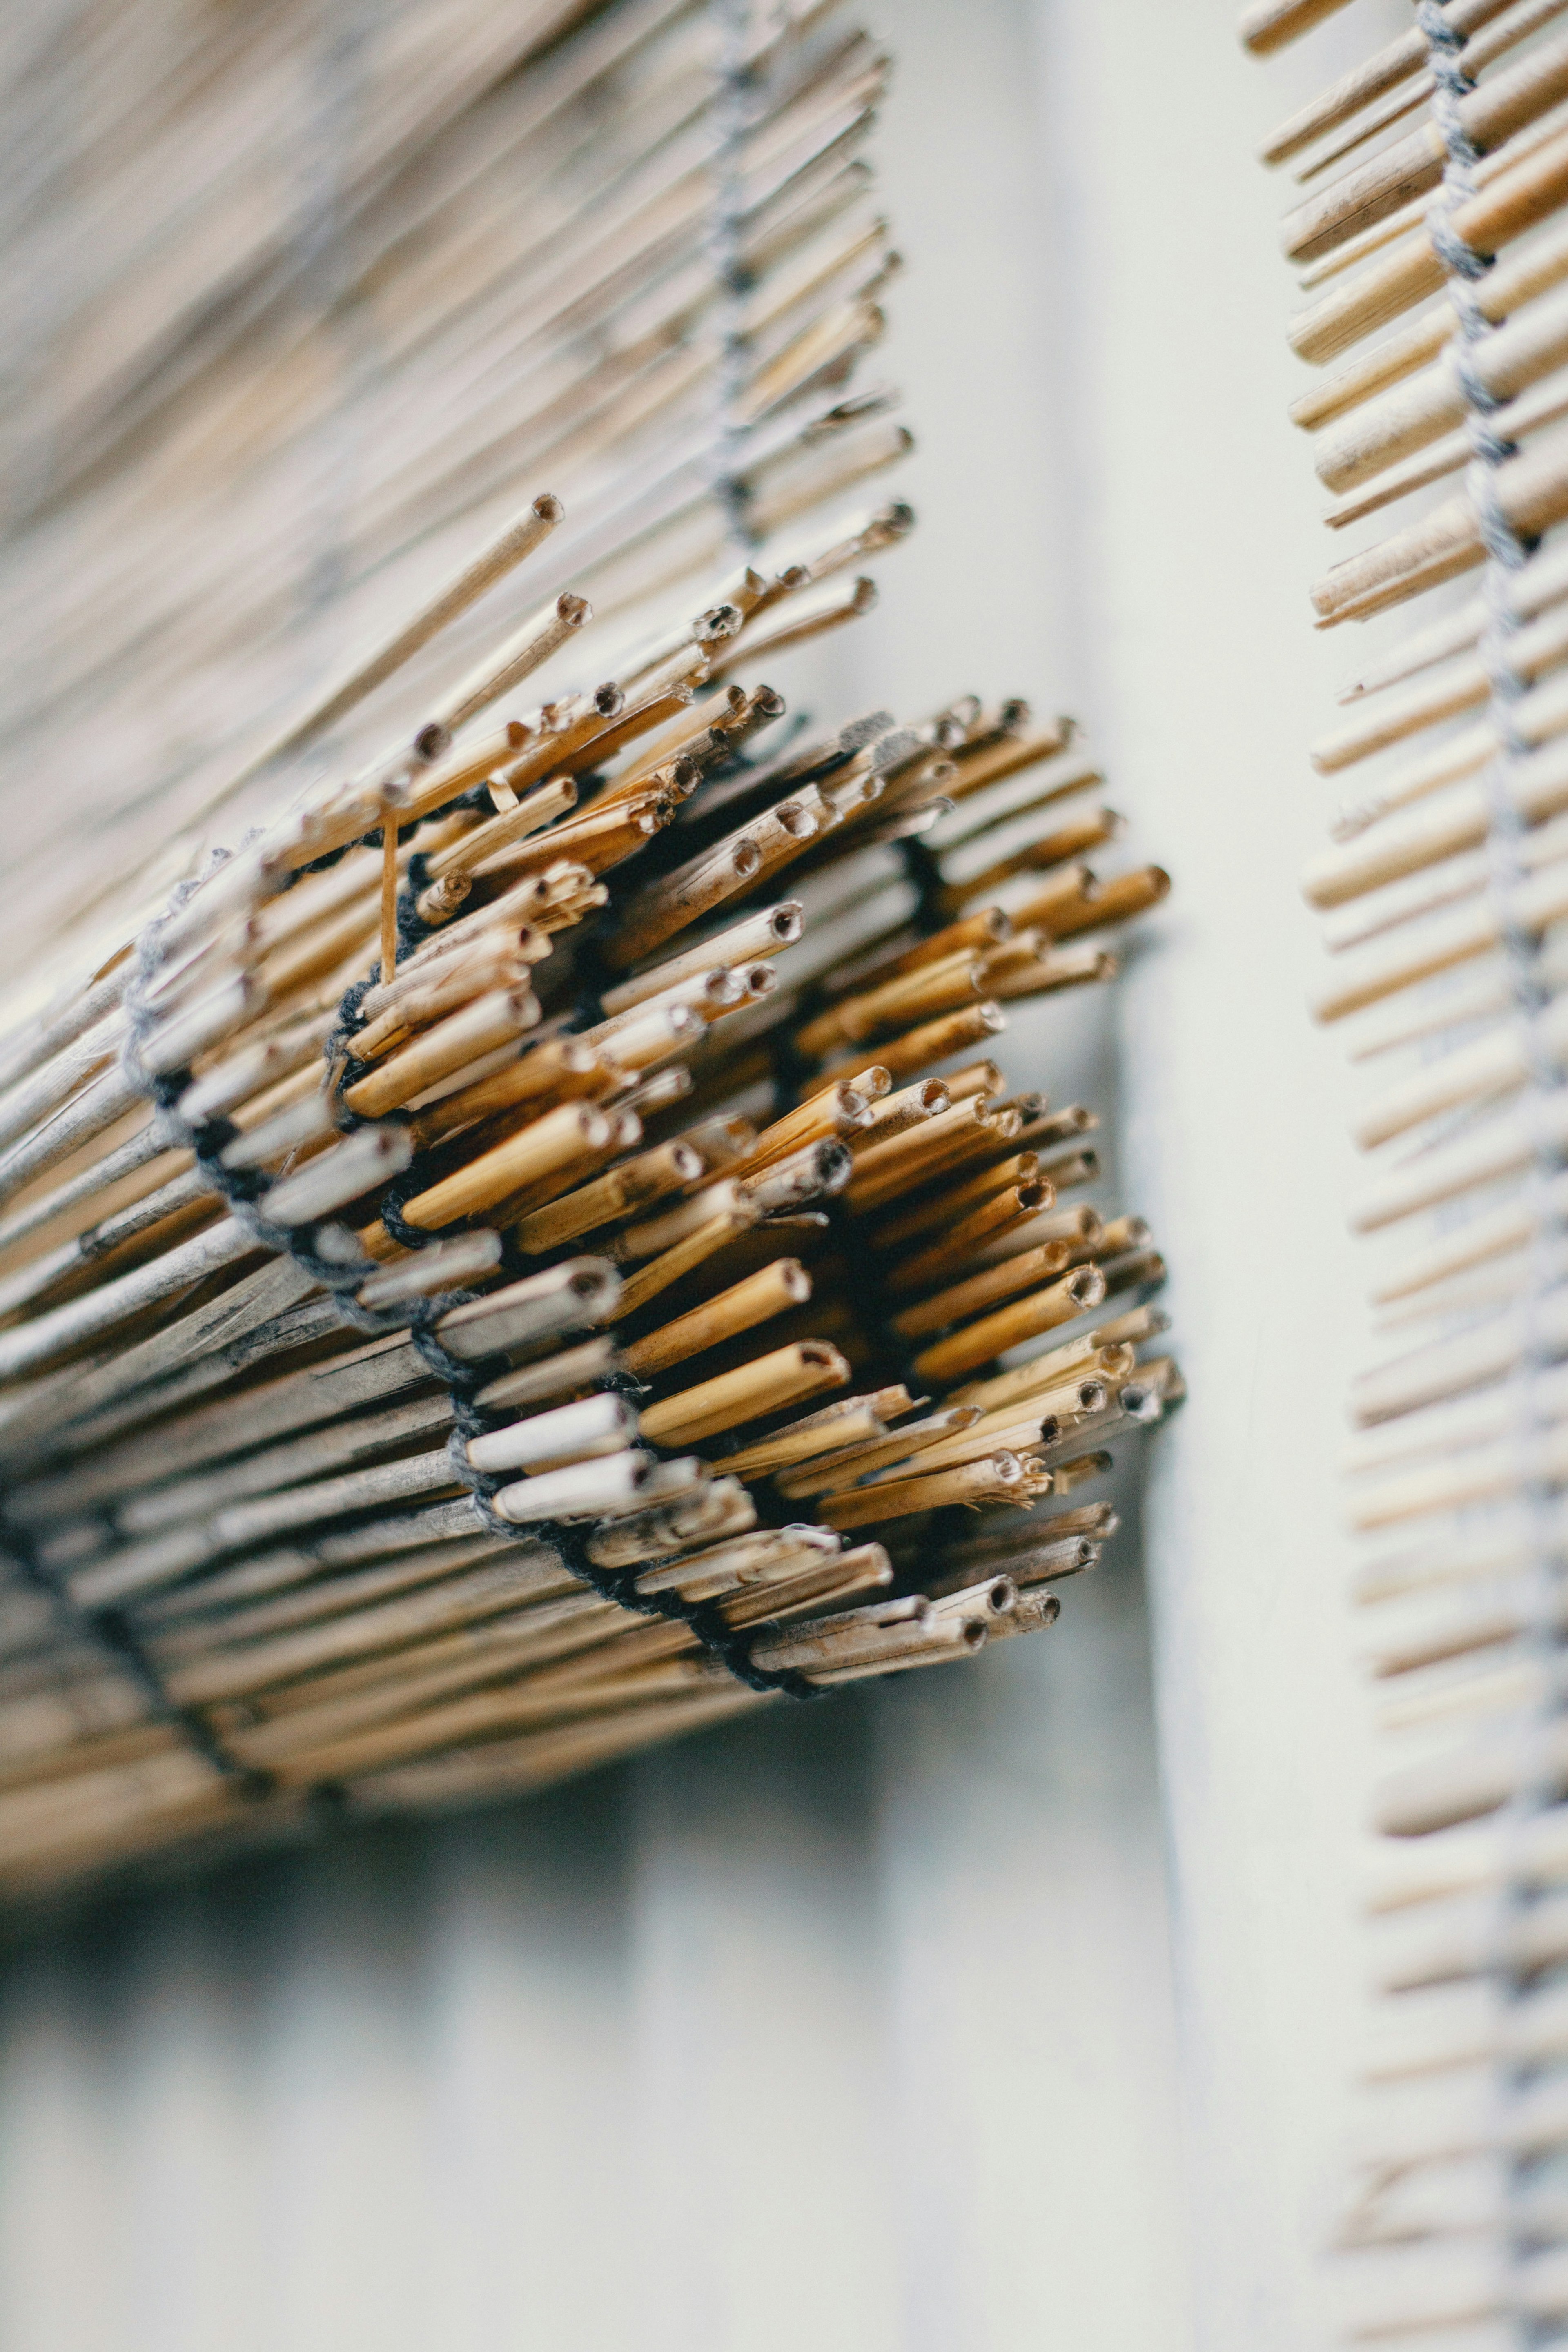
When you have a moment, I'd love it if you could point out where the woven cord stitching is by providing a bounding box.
[115,836,818,1703]
[1416,5,1567,2317]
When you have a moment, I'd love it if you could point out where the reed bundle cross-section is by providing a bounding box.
[0,0,1179,1905]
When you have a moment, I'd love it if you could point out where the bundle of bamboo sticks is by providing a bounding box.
[1247,2,1568,2339]
[0,527,1174,1894]
[0,0,1177,1905]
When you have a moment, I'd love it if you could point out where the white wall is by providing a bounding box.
[1025,2,1404,2342]
[0,4,1399,2345]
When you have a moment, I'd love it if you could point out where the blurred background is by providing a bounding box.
[0,2,1405,2345]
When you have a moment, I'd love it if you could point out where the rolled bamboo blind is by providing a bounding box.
[0,0,1178,1909]
[1247,1,1568,2339]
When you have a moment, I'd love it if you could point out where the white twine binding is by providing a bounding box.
[1416,4,1568,2327]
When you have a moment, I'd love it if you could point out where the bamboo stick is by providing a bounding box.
[619,1260,811,1377]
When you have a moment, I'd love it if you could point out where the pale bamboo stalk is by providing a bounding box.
[1348,1360,1568,1487]
[0,1008,127,1160]
[825,910,1011,1000]
[1370,1185,1568,1305]
[746,1595,948,1673]
[264,1125,413,1226]
[429,592,592,739]
[1290,127,1568,368]
[1305,729,1568,911]
[613,1178,757,1259]
[1319,280,1568,500]
[609,1110,751,1200]
[796,948,983,1056]
[842,1094,995,1204]
[711,1388,915,1477]
[942,817,1123,911]
[771,1408,983,1497]
[1353,1291,1568,1428]
[911,1266,1107,1385]
[642,1339,850,1447]
[602,798,822,971]
[7,1325,440,1518]
[396,1104,612,1231]
[939,724,1074,805]
[581,966,748,1049]
[739,1136,851,1212]
[421,778,579,887]
[938,1504,1118,1571]
[0,1116,177,1262]
[889,1242,1075,1342]
[817,1450,1031,1530]
[899,1398,1087,1478]
[1372,1713,1568,1840]
[886,1182,1051,1294]
[162,1554,573,1708]
[433,1262,621,1361]
[745,1081,873,1166]
[179,1012,339,1125]
[928,1536,1097,1595]
[843,1076,948,1140]
[619,1259,811,1377]
[233,1611,661,1783]
[0,1165,216,1324]
[1353,1086,1568,1232]
[354,925,548,1027]
[605,1209,757,1321]
[0,957,132,1104]
[67,1448,472,1609]
[492,1450,657,1525]
[1314,857,1568,1021]
[344,1685,771,1815]
[340,989,540,1119]
[1316,601,1568,778]
[473,1337,622,1415]
[865,1152,1049,1248]
[596,902,804,1016]
[570,1000,705,1080]
[720,1543,895,1631]
[585,1477,755,1569]
[1258,0,1514,165]
[0,1253,336,1468]
[1313,423,1568,626]
[379,807,400,989]
[943,1332,1109,1415]
[1335,537,1568,700]
[410,1039,612,1149]
[512,1140,704,1254]
[1354,991,1568,1147]
[634,1526,841,1600]
[232,495,566,787]
[0,1061,155,1212]
[0,1214,260,1387]
[467,1392,639,1477]
[1351,1417,1568,1532]
[214,1599,627,1767]
[1281,31,1568,266]
[1240,0,1356,53]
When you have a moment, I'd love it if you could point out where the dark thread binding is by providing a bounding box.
[0,1499,275,1797]
[896,835,950,937]
[62,4,899,1721]
[111,856,819,1703]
